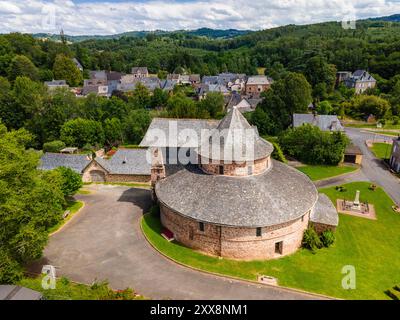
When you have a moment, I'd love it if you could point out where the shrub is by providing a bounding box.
[56,166,83,197]
[43,140,66,153]
[393,116,399,125]
[302,227,322,252]
[321,230,335,247]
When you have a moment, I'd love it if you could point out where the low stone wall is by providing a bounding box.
[160,203,311,260]
[311,222,336,234]
[106,174,151,184]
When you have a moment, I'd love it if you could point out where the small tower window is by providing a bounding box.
[199,222,205,232]
[275,241,283,254]
[256,227,262,237]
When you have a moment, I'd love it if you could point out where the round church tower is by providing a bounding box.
[154,107,319,260]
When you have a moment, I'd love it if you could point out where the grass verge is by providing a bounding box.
[296,165,358,181]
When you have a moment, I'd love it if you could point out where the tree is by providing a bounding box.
[279,124,349,165]
[254,72,312,135]
[123,109,151,144]
[151,87,169,108]
[8,55,39,81]
[351,95,391,120]
[60,118,105,148]
[316,100,333,115]
[56,166,83,197]
[104,118,123,147]
[198,92,224,118]
[305,55,336,93]
[53,54,83,87]
[128,83,151,109]
[43,140,66,152]
[0,123,65,283]
[167,93,198,118]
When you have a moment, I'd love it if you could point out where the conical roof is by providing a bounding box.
[198,106,273,162]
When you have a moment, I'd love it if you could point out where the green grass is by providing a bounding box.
[346,122,400,130]
[142,182,400,299]
[47,200,84,234]
[296,165,358,181]
[366,130,399,137]
[19,276,144,300]
[369,143,392,160]
[84,182,151,189]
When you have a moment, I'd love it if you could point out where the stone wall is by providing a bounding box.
[311,222,336,234]
[106,174,150,183]
[82,160,150,184]
[160,203,311,260]
[200,156,270,177]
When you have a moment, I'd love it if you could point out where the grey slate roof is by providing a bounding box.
[39,153,91,173]
[0,285,42,300]
[311,193,339,226]
[155,160,318,227]
[132,67,148,74]
[198,107,273,161]
[96,149,151,175]
[293,114,344,132]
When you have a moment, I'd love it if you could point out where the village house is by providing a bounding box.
[140,107,338,260]
[132,67,149,78]
[389,137,400,173]
[44,80,69,91]
[342,70,377,94]
[293,114,345,132]
[38,149,151,183]
[245,75,272,97]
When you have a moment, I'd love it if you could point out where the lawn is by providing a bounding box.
[47,199,84,234]
[369,143,392,160]
[365,130,400,137]
[345,121,400,130]
[141,182,400,299]
[296,165,358,181]
[19,276,143,300]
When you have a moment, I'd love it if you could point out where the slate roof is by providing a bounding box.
[106,71,124,81]
[311,193,339,226]
[132,67,148,74]
[198,107,273,161]
[155,160,318,227]
[96,149,151,175]
[38,153,91,173]
[293,114,345,132]
[89,70,107,80]
[246,75,270,85]
[45,80,67,86]
[0,285,42,300]
[345,144,363,155]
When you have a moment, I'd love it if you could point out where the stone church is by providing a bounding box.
[140,107,338,260]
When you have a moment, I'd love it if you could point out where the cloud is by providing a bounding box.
[0,0,399,35]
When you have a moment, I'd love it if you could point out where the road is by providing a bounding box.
[29,184,326,300]
[344,128,400,205]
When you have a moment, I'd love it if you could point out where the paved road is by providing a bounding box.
[30,184,325,300]
[344,128,400,205]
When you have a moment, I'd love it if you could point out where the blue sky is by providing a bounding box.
[0,0,399,35]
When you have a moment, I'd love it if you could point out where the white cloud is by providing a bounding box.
[0,0,399,35]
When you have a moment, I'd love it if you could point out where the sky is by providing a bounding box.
[0,0,399,35]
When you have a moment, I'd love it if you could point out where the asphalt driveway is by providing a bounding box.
[31,184,325,300]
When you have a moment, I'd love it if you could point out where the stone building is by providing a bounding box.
[141,107,338,260]
[39,149,151,183]
[245,75,272,97]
